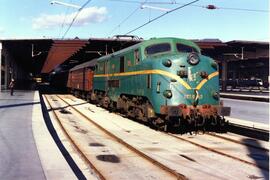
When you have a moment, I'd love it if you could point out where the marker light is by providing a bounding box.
[162,59,172,67]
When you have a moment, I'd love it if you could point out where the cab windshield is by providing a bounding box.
[145,43,171,56]
[176,43,198,53]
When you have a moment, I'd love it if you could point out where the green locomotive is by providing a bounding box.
[90,37,230,131]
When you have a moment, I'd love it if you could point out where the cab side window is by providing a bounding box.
[93,65,96,72]
[98,62,105,74]
[134,49,140,64]
[120,56,125,73]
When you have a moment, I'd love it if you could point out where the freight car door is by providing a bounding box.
[85,69,93,91]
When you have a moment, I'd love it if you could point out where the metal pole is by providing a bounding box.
[0,42,2,92]
[221,59,228,92]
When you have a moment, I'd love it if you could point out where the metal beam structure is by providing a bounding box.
[221,59,228,91]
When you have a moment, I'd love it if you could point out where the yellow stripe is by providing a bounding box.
[196,71,219,90]
[94,70,219,90]
[94,69,192,89]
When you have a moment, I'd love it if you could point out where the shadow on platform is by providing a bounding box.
[242,138,269,180]
[0,102,40,109]
[47,102,89,112]
[39,93,87,180]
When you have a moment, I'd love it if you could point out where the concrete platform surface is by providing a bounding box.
[226,117,269,131]
[220,92,269,102]
[0,91,46,179]
[0,91,76,180]
[221,91,269,97]
[222,98,269,125]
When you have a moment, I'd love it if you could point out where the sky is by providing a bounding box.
[0,0,269,41]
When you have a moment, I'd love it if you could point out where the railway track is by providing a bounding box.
[44,94,185,180]
[54,94,269,179]
[206,132,269,152]
[43,95,105,180]
[228,122,269,141]
[102,95,269,168]
[167,133,268,171]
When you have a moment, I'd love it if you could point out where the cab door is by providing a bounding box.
[104,59,109,93]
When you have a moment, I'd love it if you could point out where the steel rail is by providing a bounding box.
[228,123,269,141]
[206,133,269,152]
[57,95,186,180]
[43,95,106,180]
[167,133,268,171]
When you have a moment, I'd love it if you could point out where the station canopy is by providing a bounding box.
[1,39,52,75]
[41,39,89,73]
[1,36,268,76]
[41,36,142,74]
[43,38,229,74]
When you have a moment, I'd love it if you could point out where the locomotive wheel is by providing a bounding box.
[195,116,206,133]
[127,107,135,118]
[102,96,110,108]
[217,117,228,133]
[108,101,116,112]
[150,118,168,131]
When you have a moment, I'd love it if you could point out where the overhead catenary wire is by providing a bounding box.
[107,0,177,4]
[106,0,269,13]
[61,0,92,39]
[58,0,73,38]
[124,0,199,35]
[214,7,269,13]
[107,7,140,36]
[107,0,148,36]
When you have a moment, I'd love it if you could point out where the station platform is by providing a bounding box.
[219,90,269,139]
[0,90,76,179]
[226,117,269,131]
[0,90,268,179]
[220,91,269,102]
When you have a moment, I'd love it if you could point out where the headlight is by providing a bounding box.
[212,91,219,100]
[211,62,218,70]
[200,71,208,79]
[163,90,172,99]
[177,70,188,78]
[187,53,200,65]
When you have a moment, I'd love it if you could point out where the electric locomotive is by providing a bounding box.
[74,37,231,132]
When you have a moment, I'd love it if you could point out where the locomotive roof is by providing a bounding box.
[97,37,201,62]
[70,58,97,71]
[143,37,200,52]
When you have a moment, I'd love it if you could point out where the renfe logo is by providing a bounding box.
[188,67,197,82]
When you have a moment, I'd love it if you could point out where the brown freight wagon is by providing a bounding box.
[67,59,97,98]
